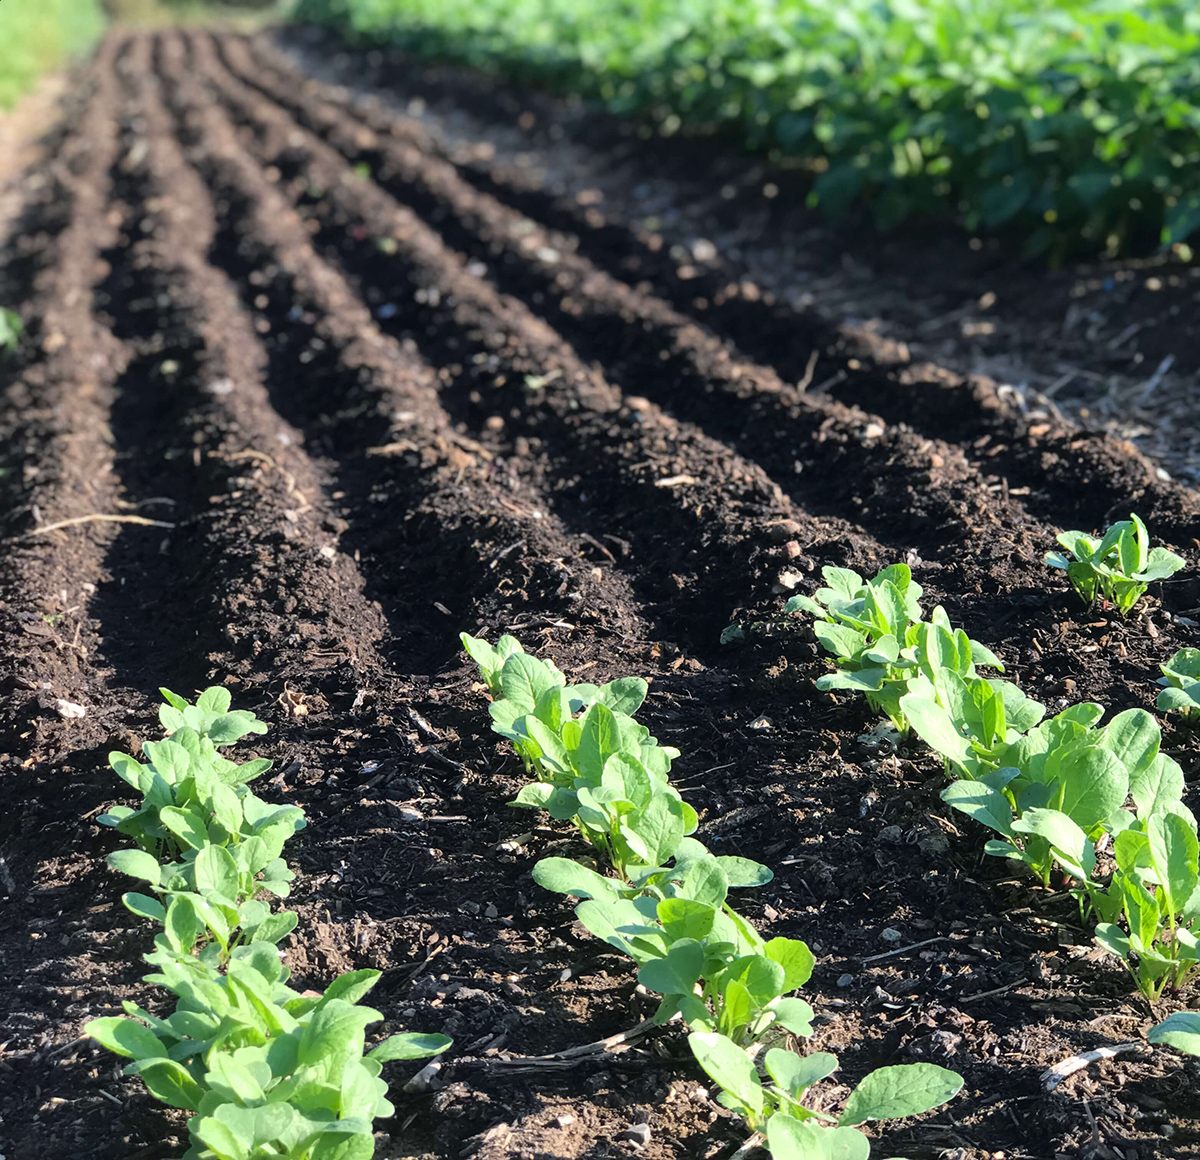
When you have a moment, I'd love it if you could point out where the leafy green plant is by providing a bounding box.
[690,1034,962,1158]
[88,951,449,1160]
[1156,647,1200,718]
[87,686,451,1158]
[1045,515,1185,615]
[293,0,1200,258]
[787,564,1011,734]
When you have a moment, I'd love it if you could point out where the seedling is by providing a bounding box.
[1149,1011,1200,1057]
[1045,514,1184,615]
[1156,647,1200,719]
[689,1031,963,1158]
[789,563,1008,735]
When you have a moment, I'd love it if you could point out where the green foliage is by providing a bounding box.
[1148,1011,1200,1056]
[785,563,1016,736]
[0,309,23,356]
[0,0,105,108]
[463,633,960,1158]
[1156,647,1200,718]
[290,0,1200,257]
[1045,514,1185,615]
[87,688,449,1158]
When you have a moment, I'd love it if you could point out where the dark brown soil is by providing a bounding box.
[3,29,1200,1160]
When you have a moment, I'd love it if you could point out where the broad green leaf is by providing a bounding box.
[315,969,382,1010]
[638,939,704,996]
[722,954,786,1006]
[1011,808,1095,881]
[1100,709,1160,778]
[107,848,162,886]
[839,1064,963,1126]
[716,856,773,888]
[1148,1012,1200,1057]
[718,980,754,1038]
[368,1032,452,1062]
[765,1048,838,1096]
[688,1032,763,1116]
[628,792,686,866]
[941,781,1014,837]
[122,892,167,923]
[532,857,619,900]
[499,653,564,712]
[768,1114,868,1160]
[1148,811,1199,918]
[133,1057,205,1111]
[1054,745,1129,831]
[657,897,716,942]
[770,997,815,1036]
[764,937,815,991]
[160,805,209,851]
[194,844,240,898]
[677,856,729,908]
[1131,755,1186,819]
[598,678,648,715]
[86,1016,167,1060]
[206,1053,266,1104]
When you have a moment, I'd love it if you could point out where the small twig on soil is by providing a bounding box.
[28,513,176,536]
[858,936,949,964]
[961,980,1025,1004]
[1041,1041,1145,1092]
[472,1016,664,1072]
[795,349,820,393]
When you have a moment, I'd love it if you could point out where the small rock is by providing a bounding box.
[749,716,772,731]
[765,518,803,542]
[691,238,717,262]
[784,540,802,559]
[917,831,950,856]
[484,904,498,918]
[618,1123,652,1148]
[554,1114,575,1129]
[775,568,803,591]
[55,699,86,719]
[880,928,903,943]
[879,825,903,844]
[837,973,855,988]
[397,806,422,822]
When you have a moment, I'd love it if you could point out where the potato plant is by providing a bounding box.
[1045,514,1185,615]
[463,634,963,1158]
[87,688,449,1160]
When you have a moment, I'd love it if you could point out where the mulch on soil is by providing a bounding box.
[2,28,1200,1160]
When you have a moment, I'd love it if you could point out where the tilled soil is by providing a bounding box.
[3,29,1200,1160]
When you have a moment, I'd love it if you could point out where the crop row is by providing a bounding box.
[85,689,449,1160]
[83,516,1199,1157]
[290,0,1200,259]
[787,517,1200,1060]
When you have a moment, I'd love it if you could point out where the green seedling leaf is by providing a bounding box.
[194,844,240,898]
[639,938,704,995]
[533,857,619,899]
[1148,811,1199,918]
[160,805,209,851]
[86,1016,167,1061]
[1131,754,1186,818]
[688,1032,763,1117]
[766,1048,839,1096]
[768,1114,868,1160]
[770,997,816,1036]
[658,897,716,942]
[369,1032,453,1061]
[714,856,773,888]
[839,1063,963,1126]
[500,652,565,712]
[107,848,163,887]
[764,937,815,991]
[132,1057,205,1111]
[1148,1012,1200,1057]
[1011,808,1095,881]
[121,892,167,923]
[942,781,1015,838]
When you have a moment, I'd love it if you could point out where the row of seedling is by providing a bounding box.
[84,687,449,1160]
[461,632,963,1159]
[791,517,1200,1058]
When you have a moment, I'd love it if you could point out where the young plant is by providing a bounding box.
[87,685,451,1158]
[1156,648,1200,719]
[689,1031,962,1160]
[1045,514,1184,615]
[87,950,449,1160]
[787,565,1006,733]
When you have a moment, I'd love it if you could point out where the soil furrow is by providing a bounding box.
[0,35,128,761]
[187,32,886,655]
[154,32,658,676]
[247,34,1200,542]
[212,32,1062,582]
